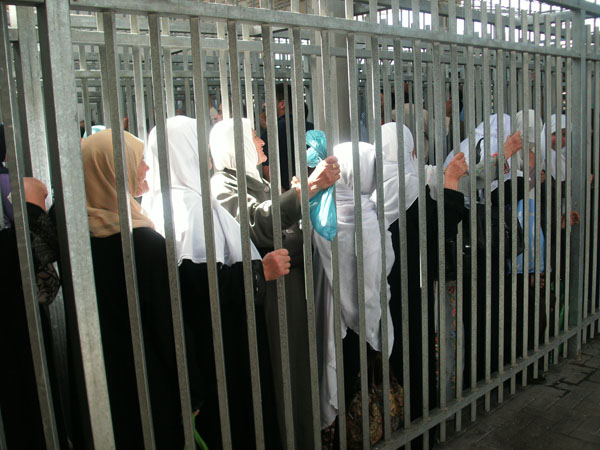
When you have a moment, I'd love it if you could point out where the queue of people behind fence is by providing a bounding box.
[0,87,585,450]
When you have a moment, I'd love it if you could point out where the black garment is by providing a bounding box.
[0,203,66,449]
[387,187,465,434]
[261,115,314,190]
[178,259,281,450]
[90,228,183,449]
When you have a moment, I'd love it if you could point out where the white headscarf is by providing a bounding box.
[515,109,543,173]
[313,141,394,427]
[444,113,512,169]
[209,118,262,182]
[541,114,567,181]
[143,115,260,265]
[371,122,418,228]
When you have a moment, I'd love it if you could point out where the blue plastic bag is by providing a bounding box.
[306,130,337,241]
[507,198,545,274]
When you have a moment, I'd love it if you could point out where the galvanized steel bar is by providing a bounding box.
[102,11,156,449]
[148,14,196,449]
[583,27,593,344]
[481,26,492,411]
[564,18,574,358]
[15,6,49,187]
[189,16,233,449]
[495,5,506,403]
[131,15,148,142]
[261,23,295,450]
[346,31,370,450]
[464,0,479,422]
[591,29,600,340]
[532,12,542,380]
[319,28,348,450]
[241,24,255,127]
[290,25,322,450]
[161,18,175,118]
[543,16,553,372]
[0,6,60,448]
[509,7,519,394]
[521,9,531,386]
[226,20,266,449]
[369,29,392,440]
[413,37,432,441]
[217,22,230,122]
[392,38,413,446]
[36,0,115,446]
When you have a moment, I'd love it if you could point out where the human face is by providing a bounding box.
[551,129,567,150]
[135,159,150,197]
[253,129,267,164]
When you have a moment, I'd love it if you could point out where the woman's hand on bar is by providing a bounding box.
[299,155,340,200]
[262,248,291,281]
[444,152,468,191]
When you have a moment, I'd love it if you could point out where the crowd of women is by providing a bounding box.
[0,96,580,449]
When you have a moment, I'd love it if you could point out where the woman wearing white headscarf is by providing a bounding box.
[313,141,395,429]
[375,122,468,432]
[209,117,340,448]
[144,116,291,449]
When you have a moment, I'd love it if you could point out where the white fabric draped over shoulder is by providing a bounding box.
[541,114,567,182]
[370,122,418,228]
[313,141,395,428]
[142,115,260,265]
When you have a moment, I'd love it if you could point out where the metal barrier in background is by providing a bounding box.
[1,0,600,449]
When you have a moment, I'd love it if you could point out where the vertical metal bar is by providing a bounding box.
[291,26,322,450]
[392,37,412,449]
[130,15,147,142]
[464,0,479,423]
[346,32,370,450]
[448,0,463,432]
[413,38,432,445]
[226,20,266,450]
[509,6,519,396]
[161,18,175,118]
[583,27,593,345]
[432,0,448,440]
[554,20,564,364]
[543,16,553,372]
[217,22,230,121]
[79,46,93,138]
[102,12,157,450]
[567,11,585,358]
[16,6,49,187]
[521,10,531,386]
[495,3,506,404]
[190,17,233,449]
[0,6,60,449]
[36,0,115,446]
[533,12,542,381]
[98,46,111,127]
[0,406,6,450]
[370,30,392,440]
[242,24,254,126]
[183,51,192,117]
[320,28,348,450]
[591,29,600,342]
[382,61,391,124]
[148,14,195,450]
[261,23,295,450]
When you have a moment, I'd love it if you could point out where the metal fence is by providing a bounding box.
[1,0,600,449]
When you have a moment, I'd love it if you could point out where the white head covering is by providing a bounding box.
[541,114,567,181]
[209,118,262,181]
[444,113,512,169]
[313,141,394,427]
[371,122,418,227]
[143,115,260,265]
[515,109,543,172]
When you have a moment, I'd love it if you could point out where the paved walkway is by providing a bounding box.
[436,336,600,450]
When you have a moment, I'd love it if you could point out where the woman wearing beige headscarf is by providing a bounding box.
[81,129,183,449]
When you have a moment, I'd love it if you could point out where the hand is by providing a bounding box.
[304,155,340,198]
[262,248,291,281]
[504,131,523,160]
[444,152,468,191]
[445,98,453,117]
[23,177,48,211]
[561,211,581,229]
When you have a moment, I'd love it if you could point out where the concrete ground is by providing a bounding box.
[435,336,600,450]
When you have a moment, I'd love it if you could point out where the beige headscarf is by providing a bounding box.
[82,129,154,237]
